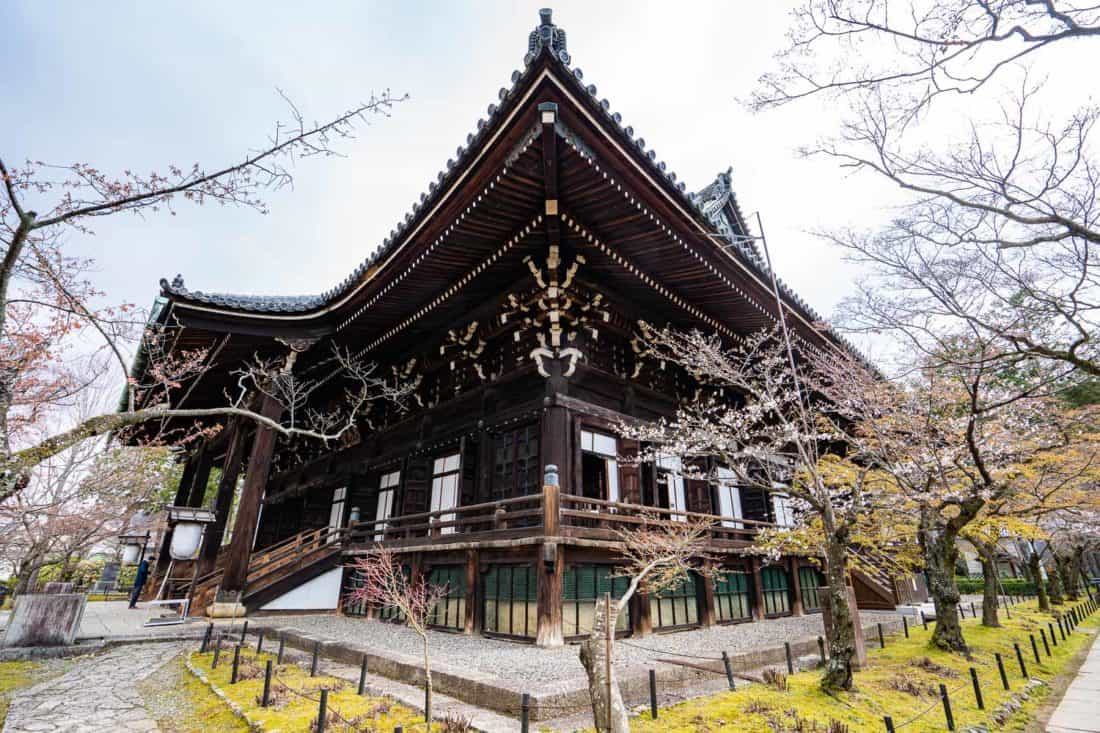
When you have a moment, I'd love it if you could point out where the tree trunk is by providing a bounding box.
[12,550,44,597]
[921,514,967,652]
[579,597,629,733]
[820,511,856,691]
[1047,562,1065,605]
[422,635,432,726]
[976,543,1000,628]
[1028,550,1050,612]
[58,553,76,583]
[1058,554,1079,601]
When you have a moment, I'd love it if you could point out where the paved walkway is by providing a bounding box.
[1047,631,1100,733]
[2,642,185,733]
[1,600,245,645]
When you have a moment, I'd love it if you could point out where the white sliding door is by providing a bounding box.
[430,454,461,534]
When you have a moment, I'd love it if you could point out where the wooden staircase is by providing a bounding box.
[850,546,924,610]
[190,526,346,616]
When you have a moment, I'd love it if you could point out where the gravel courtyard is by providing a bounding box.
[263,609,903,685]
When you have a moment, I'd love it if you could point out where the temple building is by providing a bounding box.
[126,9,924,645]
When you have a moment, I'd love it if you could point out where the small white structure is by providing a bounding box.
[259,568,342,612]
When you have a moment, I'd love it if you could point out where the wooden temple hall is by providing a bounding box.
[128,10,920,645]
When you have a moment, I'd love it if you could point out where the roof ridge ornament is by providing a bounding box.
[526,8,569,66]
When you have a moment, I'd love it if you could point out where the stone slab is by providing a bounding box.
[2,594,87,647]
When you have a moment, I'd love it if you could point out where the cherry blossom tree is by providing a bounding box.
[577,515,714,733]
[615,324,896,691]
[837,340,1093,651]
[346,547,448,727]
[0,89,407,504]
[1,437,178,596]
[752,1,1100,378]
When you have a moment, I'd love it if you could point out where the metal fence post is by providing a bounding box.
[878,622,885,649]
[940,683,955,731]
[1030,634,1041,665]
[358,655,368,696]
[240,620,248,644]
[256,630,264,655]
[277,635,286,664]
[231,644,241,684]
[722,651,735,690]
[316,688,328,733]
[883,715,895,732]
[1014,642,1029,679]
[995,652,1009,690]
[969,667,984,710]
[261,660,272,707]
[902,617,908,638]
[520,692,530,733]
[649,670,658,720]
[1041,628,1051,656]
[311,641,320,677]
[785,642,794,674]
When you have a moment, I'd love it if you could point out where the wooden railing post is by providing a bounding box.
[537,465,564,647]
[543,465,561,536]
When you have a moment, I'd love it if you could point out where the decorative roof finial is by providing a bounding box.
[526,8,569,65]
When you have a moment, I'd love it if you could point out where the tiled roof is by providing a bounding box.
[160,275,325,313]
[160,9,852,357]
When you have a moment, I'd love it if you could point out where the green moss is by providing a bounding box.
[619,603,1097,732]
[189,647,435,732]
[137,656,248,733]
[0,660,45,724]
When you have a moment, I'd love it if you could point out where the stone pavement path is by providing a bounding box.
[2,642,185,733]
[1047,630,1100,733]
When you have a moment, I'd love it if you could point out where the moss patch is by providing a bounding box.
[622,602,1097,732]
[189,645,437,732]
[138,654,248,733]
[0,660,48,724]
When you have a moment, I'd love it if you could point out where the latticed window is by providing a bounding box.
[761,566,791,616]
[562,565,630,638]
[483,565,537,639]
[799,566,826,612]
[342,571,369,618]
[343,564,410,622]
[715,570,753,622]
[426,566,467,631]
[492,425,540,501]
[649,574,699,629]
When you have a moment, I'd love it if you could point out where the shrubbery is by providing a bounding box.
[954,576,1036,595]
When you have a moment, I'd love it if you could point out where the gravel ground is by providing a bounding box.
[266,610,902,684]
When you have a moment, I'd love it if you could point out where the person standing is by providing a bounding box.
[129,558,149,608]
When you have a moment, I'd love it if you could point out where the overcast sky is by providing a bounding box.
[4,1,907,359]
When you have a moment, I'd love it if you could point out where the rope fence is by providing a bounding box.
[190,590,1097,733]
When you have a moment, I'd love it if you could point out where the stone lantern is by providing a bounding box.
[118,532,151,566]
[166,507,217,560]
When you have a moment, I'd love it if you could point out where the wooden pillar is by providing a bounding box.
[219,394,283,597]
[536,540,564,647]
[197,420,245,577]
[185,442,215,508]
[700,563,717,627]
[464,549,479,634]
[153,452,200,578]
[750,556,766,620]
[536,470,564,646]
[541,404,570,495]
[634,591,653,636]
[789,557,805,616]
